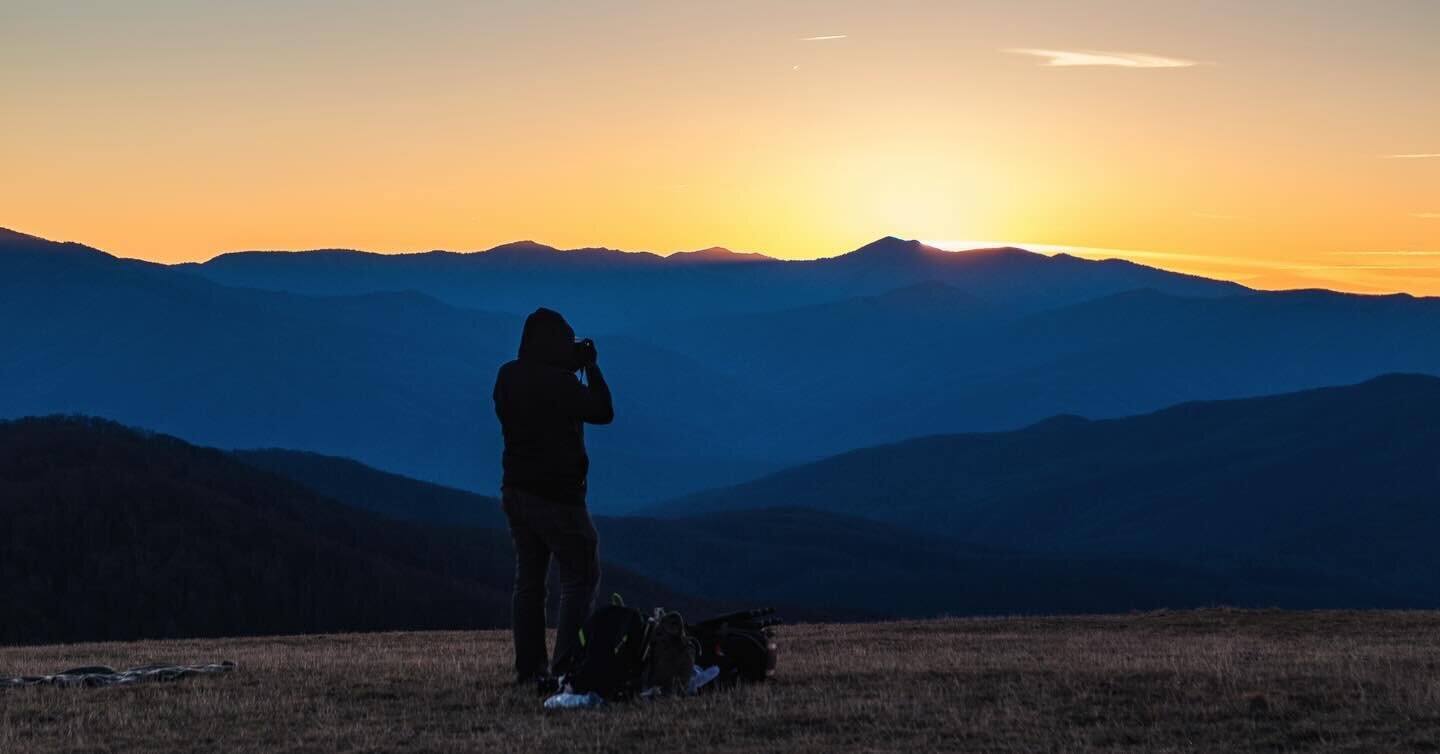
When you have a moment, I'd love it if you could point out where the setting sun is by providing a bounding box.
[3,0,1437,293]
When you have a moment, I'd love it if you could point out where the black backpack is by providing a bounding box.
[691,608,779,688]
[558,598,648,699]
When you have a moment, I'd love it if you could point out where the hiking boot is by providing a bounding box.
[513,672,559,696]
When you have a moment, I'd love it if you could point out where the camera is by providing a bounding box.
[572,338,597,370]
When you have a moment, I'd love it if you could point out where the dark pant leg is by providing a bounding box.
[509,494,599,676]
[502,489,551,681]
[528,499,601,675]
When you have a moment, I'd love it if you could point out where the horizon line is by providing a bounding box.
[8,225,1437,299]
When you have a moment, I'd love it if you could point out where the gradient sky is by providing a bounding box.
[4,0,1438,293]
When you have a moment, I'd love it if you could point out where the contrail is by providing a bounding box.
[1332,250,1440,256]
[1006,48,1197,68]
[801,34,847,41]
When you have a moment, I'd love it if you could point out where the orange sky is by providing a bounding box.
[4,0,1438,293]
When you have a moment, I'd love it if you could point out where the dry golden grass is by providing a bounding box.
[4,610,1440,753]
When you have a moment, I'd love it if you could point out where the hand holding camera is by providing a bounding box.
[572,338,598,370]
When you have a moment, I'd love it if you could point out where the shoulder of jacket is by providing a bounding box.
[499,359,576,380]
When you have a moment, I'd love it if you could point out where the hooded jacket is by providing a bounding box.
[493,308,613,504]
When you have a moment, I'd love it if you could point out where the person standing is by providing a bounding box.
[493,307,613,689]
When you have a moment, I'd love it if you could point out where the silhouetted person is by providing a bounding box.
[493,307,613,688]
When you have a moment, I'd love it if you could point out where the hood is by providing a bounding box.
[518,307,576,367]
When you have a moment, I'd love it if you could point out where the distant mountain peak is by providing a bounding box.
[685,246,738,257]
[950,246,1054,263]
[835,236,946,263]
[859,236,929,253]
[665,246,774,264]
[0,227,46,243]
[0,227,109,258]
[958,245,1043,259]
[831,237,1058,267]
[484,240,559,254]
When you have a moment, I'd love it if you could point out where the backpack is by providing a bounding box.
[558,596,648,699]
[640,609,696,695]
[691,608,779,688]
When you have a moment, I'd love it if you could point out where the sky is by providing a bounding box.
[3,0,1438,293]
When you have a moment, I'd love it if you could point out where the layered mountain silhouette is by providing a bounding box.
[652,375,1440,602]
[0,228,776,504]
[187,235,1243,331]
[648,285,1440,456]
[0,416,713,646]
[663,246,774,265]
[6,224,1437,642]
[234,448,509,530]
[4,386,1432,646]
[6,226,1440,509]
[234,447,1410,619]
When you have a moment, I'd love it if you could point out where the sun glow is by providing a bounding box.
[2,1,1437,294]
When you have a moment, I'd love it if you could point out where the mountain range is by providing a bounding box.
[238,444,1406,619]
[0,415,715,646]
[184,236,1244,331]
[6,397,1425,645]
[6,227,1440,511]
[653,374,1440,602]
[238,375,1440,615]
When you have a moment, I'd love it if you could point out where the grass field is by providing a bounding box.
[4,610,1440,753]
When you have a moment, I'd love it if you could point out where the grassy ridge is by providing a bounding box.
[5,610,1440,752]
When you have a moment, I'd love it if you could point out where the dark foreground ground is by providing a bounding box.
[4,610,1440,753]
